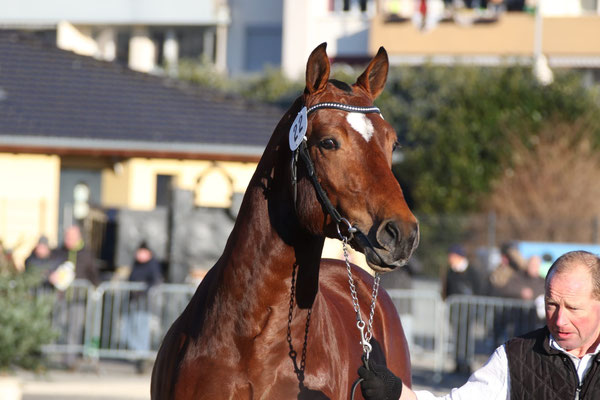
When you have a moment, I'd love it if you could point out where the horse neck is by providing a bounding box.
[207,107,325,337]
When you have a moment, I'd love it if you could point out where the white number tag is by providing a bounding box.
[289,107,307,151]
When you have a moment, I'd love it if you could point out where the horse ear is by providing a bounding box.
[305,42,330,95]
[356,47,389,99]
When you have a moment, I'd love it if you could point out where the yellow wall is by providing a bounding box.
[101,158,258,210]
[370,13,600,57]
[0,153,60,268]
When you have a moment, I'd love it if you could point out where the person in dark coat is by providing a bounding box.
[25,235,61,286]
[128,241,163,288]
[443,244,486,299]
[127,241,163,373]
[443,244,486,374]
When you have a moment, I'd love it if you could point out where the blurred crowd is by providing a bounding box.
[443,241,547,307]
[0,225,164,371]
[0,225,163,291]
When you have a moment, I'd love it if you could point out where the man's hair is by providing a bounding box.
[545,250,600,299]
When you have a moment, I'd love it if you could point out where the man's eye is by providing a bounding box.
[319,138,338,150]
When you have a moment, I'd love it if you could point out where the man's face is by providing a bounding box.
[64,227,81,250]
[545,264,600,357]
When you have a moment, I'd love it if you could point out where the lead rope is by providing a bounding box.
[338,221,381,400]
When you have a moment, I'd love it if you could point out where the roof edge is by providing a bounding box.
[0,135,265,162]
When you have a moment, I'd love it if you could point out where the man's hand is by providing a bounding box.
[357,363,403,400]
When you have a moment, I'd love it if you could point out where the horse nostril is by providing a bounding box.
[385,221,399,241]
[377,220,401,249]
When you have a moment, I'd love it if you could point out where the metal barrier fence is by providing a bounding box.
[38,282,545,374]
[39,280,95,357]
[445,294,544,370]
[386,289,446,378]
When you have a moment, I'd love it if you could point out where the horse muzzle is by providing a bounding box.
[353,218,419,272]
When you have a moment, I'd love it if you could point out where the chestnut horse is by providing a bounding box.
[151,43,419,400]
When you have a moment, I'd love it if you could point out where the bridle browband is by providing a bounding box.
[307,102,380,115]
[291,102,381,238]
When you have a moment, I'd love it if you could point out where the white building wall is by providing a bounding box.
[282,0,374,79]
[227,0,283,76]
[0,0,220,25]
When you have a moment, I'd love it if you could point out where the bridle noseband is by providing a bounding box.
[290,102,381,240]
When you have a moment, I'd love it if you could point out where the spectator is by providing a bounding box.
[521,255,546,301]
[49,225,99,289]
[443,244,486,374]
[443,244,486,299]
[25,235,60,286]
[490,243,543,343]
[358,250,600,400]
[494,254,545,301]
[128,241,163,289]
[540,252,553,278]
[49,225,99,370]
[127,241,163,373]
[489,241,526,297]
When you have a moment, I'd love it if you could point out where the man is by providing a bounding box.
[25,235,61,285]
[49,225,99,287]
[443,244,485,299]
[48,225,100,369]
[359,250,600,400]
[443,244,486,374]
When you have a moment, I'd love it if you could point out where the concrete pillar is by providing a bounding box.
[215,2,230,73]
[129,27,156,73]
[96,27,116,61]
[163,29,179,76]
[56,21,97,57]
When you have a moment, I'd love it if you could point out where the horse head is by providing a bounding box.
[291,43,419,273]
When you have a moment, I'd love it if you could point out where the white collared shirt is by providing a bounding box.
[414,335,600,400]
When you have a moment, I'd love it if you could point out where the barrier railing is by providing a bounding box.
[445,295,544,370]
[387,289,446,378]
[40,280,95,357]
[37,282,546,374]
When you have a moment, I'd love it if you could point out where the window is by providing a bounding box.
[156,175,173,207]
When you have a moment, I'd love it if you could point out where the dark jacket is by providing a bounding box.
[25,252,61,276]
[128,257,163,288]
[52,245,100,286]
[443,261,486,299]
[506,327,600,400]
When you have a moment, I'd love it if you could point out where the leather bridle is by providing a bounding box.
[290,102,382,239]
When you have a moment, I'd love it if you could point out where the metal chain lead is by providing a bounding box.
[341,233,381,359]
[287,263,312,384]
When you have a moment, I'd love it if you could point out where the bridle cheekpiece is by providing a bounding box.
[289,102,381,240]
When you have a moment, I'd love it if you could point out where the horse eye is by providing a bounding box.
[392,140,401,152]
[319,138,338,150]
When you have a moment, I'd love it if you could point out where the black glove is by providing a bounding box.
[357,363,403,400]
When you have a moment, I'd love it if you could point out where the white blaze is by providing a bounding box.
[346,113,374,142]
